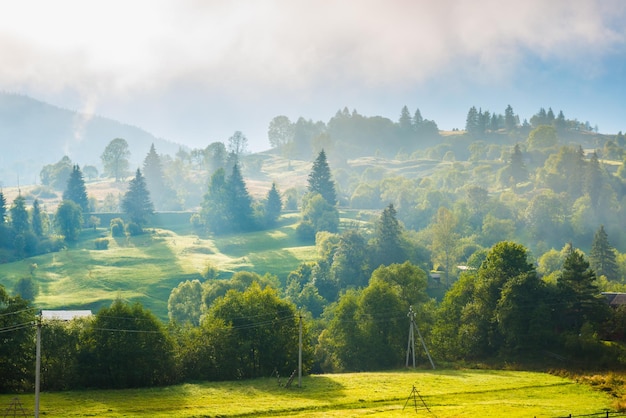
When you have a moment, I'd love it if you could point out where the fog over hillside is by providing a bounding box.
[0,93,181,187]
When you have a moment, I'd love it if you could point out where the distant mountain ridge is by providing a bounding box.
[0,93,182,187]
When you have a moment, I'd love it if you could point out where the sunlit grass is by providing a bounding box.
[0,370,614,417]
[0,213,316,320]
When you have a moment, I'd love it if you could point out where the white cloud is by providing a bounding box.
[0,0,624,146]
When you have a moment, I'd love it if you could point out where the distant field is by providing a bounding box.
[0,213,316,320]
[0,369,615,417]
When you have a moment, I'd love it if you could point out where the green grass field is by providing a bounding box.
[0,213,316,320]
[0,370,615,417]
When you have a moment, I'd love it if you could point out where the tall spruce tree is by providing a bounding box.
[264,182,282,226]
[307,149,337,206]
[200,168,229,234]
[589,225,618,281]
[0,190,6,223]
[371,204,405,268]
[509,144,528,184]
[121,169,154,228]
[227,163,255,231]
[558,247,609,333]
[10,195,30,235]
[63,165,89,212]
[31,199,44,237]
[143,144,176,210]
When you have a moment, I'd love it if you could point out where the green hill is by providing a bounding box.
[0,213,317,320]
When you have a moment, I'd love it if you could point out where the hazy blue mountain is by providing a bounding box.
[0,93,182,187]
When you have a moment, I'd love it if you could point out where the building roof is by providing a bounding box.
[602,292,626,307]
[41,310,92,321]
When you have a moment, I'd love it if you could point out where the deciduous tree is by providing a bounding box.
[101,138,130,181]
[55,200,82,242]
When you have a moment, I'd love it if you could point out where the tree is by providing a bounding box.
[307,149,337,206]
[508,144,528,185]
[200,168,229,234]
[63,165,89,212]
[168,279,203,326]
[504,104,516,131]
[557,247,610,335]
[81,299,175,388]
[0,190,7,223]
[40,155,73,190]
[204,142,227,174]
[121,169,154,229]
[206,283,304,379]
[470,241,538,357]
[267,115,294,149]
[227,131,248,160]
[589,225,618,281]
[143,144,176,210]
[527,125,558,150]
[430,207,459,285]
[263,182,282,226]
[330,230,370,289]
[31,198,44,237]
[0,285,35,392]
[101,138,130,181]
[585,152,603,210]
[371,204,405,268]
[298,193,339,239]
[10,194,30,235]
[55,200,83,242]
[226,163,255,231]
[465,106,479,136]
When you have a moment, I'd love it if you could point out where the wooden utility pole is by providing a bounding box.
[35,311,41,418]
[298,311,302,388]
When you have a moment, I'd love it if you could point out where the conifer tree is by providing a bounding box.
[371,204,405,267]
[31,199,44,237]
[307,149,337,206]
[509,144,528,184]
[264,182,282,225]
[227,163,254,231]
[504,104,516,131]
[10,195,30,235]
[0,190,6,223]
[63,165,89,212]
[121,169,154,228]
[589,225,618,281]
[143,144,175,210]
[200,168,229,234]
[558,247,609,333]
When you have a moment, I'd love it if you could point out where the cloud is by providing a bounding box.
[0,0,624,147]
[1,0,623,96]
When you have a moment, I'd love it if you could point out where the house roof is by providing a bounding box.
[602,292,626,307]
[41,310,92,321]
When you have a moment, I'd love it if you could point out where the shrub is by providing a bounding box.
[125,222,143,236]
[110,218,125,237]
[94,238,109,250]
[296,221,315,242]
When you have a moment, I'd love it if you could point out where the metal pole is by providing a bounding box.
[406,306,416,368]
[298,311,302,388]
[35,311,41,418]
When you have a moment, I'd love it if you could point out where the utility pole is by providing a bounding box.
[298,310,302,388]
[35,311,42,418]
[405,306,435,370]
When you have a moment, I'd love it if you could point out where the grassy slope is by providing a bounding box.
[0,370,614,417]
[0,213,316,321]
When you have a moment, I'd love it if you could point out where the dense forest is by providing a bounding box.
[3,103,626,392]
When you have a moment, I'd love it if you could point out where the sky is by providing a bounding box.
[1,0,625,152]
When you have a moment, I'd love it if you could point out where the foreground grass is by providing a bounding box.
[0,370,615,417]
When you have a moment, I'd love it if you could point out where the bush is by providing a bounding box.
[110,218,125,237]
[125,222,143,236]
[94,238,109,250]
[296,221,316,242]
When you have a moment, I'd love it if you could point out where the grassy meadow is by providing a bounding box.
[0,212,317,320]
[0,369,616,417]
